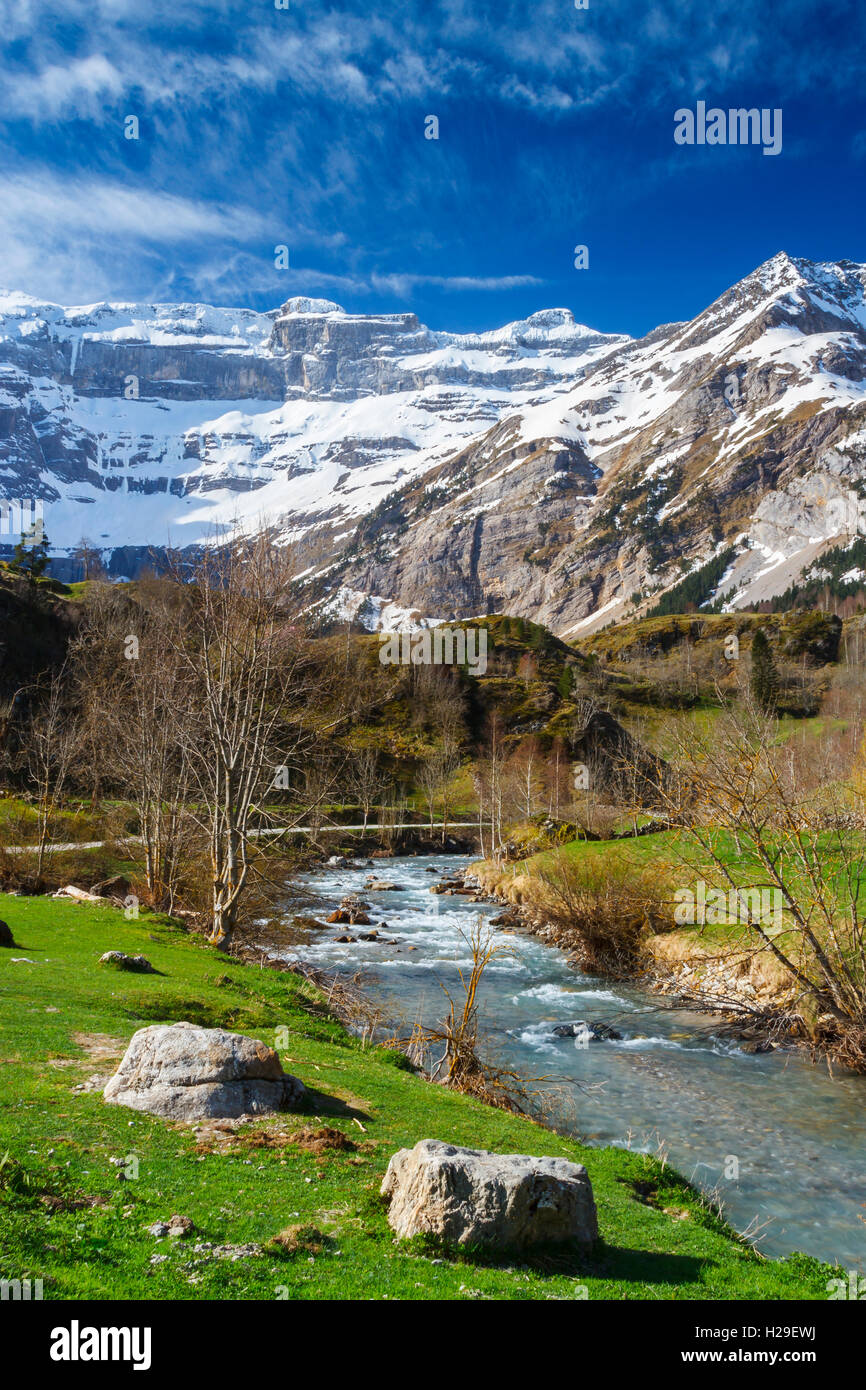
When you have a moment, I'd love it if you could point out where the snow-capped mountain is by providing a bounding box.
[2,254,866,634]
[328,253,866,633]
[0,290,623,568]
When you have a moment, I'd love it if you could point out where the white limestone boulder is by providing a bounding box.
[381,1139,598,1250]
[103,1021,306,1121]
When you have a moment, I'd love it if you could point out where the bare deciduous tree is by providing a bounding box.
[348,745,387,833]
[22,667,81,879]
[649,698,866,1064]
[163,536,316,949]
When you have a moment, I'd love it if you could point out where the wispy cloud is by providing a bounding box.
[0,172,271,301]
[0,0,861,330]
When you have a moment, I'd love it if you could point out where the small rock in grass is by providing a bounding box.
[99,951,155,973]
[167,1214,195,1238]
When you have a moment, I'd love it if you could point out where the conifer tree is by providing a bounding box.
[11,524,51,585]
[750,628,778,713]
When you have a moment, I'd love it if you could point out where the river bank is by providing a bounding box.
[469,856,801,1048]
[268,853,866,1269]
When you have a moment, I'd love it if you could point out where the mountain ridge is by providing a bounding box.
[2,253,866,634]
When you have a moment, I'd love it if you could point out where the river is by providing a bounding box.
[268,852,866,1270]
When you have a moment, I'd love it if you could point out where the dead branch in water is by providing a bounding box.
[396,917,548,1112]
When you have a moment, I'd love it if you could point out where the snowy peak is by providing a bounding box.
[277,297,346,316]
[2,253,866,631]
[326,253,866,636]
[682,253,866,350]
[0,290,276,352]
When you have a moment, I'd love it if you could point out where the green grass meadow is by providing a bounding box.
[0,892,832,1301]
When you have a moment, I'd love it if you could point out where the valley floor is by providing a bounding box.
[0,891,832,1300]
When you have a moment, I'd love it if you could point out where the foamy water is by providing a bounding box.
[265,853,866,1269]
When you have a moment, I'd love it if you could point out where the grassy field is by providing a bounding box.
[506,826,866,952]
[0,892,832,1300]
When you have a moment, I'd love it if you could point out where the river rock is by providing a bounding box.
[380,1139,598,1251]
[103,1022,306,1121]
[552,1020,622,1041]
[327,908,372,925]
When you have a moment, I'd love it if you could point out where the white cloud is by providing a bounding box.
[0,171,272,301]
[3,54,125,119]
[0,167,544,307]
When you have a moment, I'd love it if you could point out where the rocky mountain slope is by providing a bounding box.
[330,254,866,635]
[2,254,866,633]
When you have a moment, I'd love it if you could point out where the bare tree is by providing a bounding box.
[417,734,462,839]
[348,745,387,833]
[22,667,82,879]
[71,537,105,582]
[649,697,866,1063]
[504,735,545,822]
[474,712,507,858]
[163,536,317,949]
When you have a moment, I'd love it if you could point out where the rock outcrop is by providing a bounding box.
[380,1139,598,1250]
[98,951,154,973]
[103,1022,306,1120]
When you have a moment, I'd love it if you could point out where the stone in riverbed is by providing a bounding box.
[552,1020,622,1041]
[103,1021,306,1121]
[381,1139,597,1251]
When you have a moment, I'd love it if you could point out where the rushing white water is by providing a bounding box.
[269,853,866,1270]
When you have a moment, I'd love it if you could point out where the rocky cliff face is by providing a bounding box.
[2,256,866,629]
[327,254,866,633]
[0,290,622,572]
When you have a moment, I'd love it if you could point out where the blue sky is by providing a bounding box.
[1,0,864,336]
